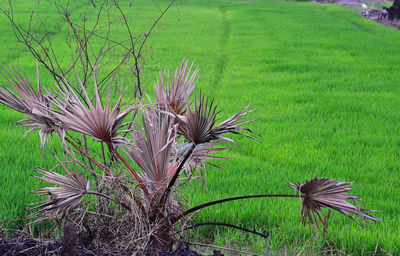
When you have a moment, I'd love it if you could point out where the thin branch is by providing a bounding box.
[137,0,177,56]
[65,137,113,177]
[0,8,67,89]
[110,145,150,197]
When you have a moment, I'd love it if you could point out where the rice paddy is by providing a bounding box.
[1,0,400,254]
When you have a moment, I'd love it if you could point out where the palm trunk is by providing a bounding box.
[146,216,174,253]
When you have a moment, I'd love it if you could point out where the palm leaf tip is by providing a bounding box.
[50,79,136,145]
[0,66,57,149]
[179,94,258,145]
[155,59,199,115]
[129,111,177,187]
[290,175,380,232]
[30,163,89,217]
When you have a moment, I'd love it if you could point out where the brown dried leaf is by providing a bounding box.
[29,157,89,217]
[50,76,136,145]
[155,59,199,115]
[0,66,57,151]
[290,175,380,232]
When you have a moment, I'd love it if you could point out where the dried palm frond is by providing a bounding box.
[30,157,89,217]
[0,66,57,150]
[155,59,199,115]
[129,111,178,193]
[50,76,137,145]
[0,66,47,111]
[178,93,257,145]
[290,175,380,232]
[176,141,230,178]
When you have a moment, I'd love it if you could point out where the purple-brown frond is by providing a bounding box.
[30,157,89,217]
[290,176,380,232]
[49,79,136,145]
[178,94,257,145]
[0,66,57,151]
[128,111,178,191]
[155,59,199,115]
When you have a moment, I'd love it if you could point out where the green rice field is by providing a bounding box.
[1,0,400,254]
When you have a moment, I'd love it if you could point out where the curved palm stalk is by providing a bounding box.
[155,59,199,115]
[0,66,57,151]
[86,191,132,211]
[111,146,149,196]
[159,142,195,212]
[65,137,113,177]
[172,194,300,224]
[160,95,258,208]
[29,156,89,217]
[172,176,379,233]
[185,222,270,239]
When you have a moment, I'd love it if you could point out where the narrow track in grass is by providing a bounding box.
[211,6,230,95]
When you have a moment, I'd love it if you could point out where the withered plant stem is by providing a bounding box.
[65,137,113,176]
[159,144,196,211]
[66,137,146,213]
[86,191,131,211]
[172,194,305,224]
[110,145,150,197]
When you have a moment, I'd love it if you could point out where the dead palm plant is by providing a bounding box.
[0,60,380,253]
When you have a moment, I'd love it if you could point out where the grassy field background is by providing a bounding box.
[1,0,400,254]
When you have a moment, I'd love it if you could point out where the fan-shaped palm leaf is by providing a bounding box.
[0,66,56,150]
[155,59,198,115]
[176,141,230,178]
[50,76,136,145]
[290,175,380,232]
[30,157,89,217]
[129,111,178,192]
[178,94,257,145]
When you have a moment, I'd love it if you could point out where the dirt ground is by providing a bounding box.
[313,0,400,29]
[0,236,226,256]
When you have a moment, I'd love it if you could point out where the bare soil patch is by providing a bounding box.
[0,236,225,256]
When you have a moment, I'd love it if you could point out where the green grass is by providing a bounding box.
[1,0,400,254]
